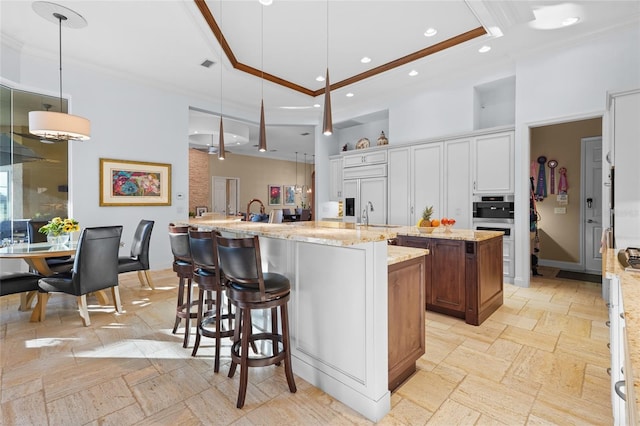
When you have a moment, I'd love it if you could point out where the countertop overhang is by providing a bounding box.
[185,219,503,247]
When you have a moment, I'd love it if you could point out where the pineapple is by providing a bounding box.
[417,205,433,227]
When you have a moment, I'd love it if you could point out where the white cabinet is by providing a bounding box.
[610,276,627,425]
[343,150,387,168]
[473,131,514,194]
[388,143,443,226]
[329,156,343,200]
[444,138,472,229]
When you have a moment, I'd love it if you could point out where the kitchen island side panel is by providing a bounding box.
[259,237,390,422]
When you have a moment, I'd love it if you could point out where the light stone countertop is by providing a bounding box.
[387,245,429,266]
[604,248,640,419]
[185,219,503,247]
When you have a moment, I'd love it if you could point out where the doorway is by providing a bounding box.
[529,117,602,274]
[212,176,239,216]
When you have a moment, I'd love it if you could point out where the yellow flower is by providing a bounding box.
[39,217,80,236]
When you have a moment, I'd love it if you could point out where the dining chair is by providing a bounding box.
[118,219,155,289]
[37,225,124,326]
[215,234,296,408]
[27,220,75,273]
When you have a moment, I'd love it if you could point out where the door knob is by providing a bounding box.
[587,219,595,223]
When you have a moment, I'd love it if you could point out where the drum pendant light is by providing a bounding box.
[258,4,267,152]
[29,2,91,142]
[322,0,333,136]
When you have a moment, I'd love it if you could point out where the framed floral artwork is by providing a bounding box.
[284,185,296,206]
[268,185,281,205]
[99,158,171,206]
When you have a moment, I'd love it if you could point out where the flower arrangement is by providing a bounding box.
[38,217,80,236]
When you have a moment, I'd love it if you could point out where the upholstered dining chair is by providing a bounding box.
[118,219,155,289]
[37,225,123,326]
[1,271,43,311]
[27,220,75,273]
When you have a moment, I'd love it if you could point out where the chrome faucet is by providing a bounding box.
[362,201,374,226]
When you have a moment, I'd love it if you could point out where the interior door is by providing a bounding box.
[584,137,603,273]
[212,177,227,215]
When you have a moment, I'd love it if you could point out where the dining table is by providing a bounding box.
[0,241,110,321]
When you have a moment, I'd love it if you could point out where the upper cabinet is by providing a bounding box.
[343,150,388,168]
[473,131,514,194]
[329,156,343,201]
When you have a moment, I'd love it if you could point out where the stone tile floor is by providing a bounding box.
[1,266,611,425]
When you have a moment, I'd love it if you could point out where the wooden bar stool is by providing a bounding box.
[215,234,296,408]
[188,229,235,372]
[168,224,198,348]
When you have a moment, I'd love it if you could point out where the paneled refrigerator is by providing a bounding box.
[343,177,387,225]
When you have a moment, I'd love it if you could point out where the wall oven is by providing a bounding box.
[473,195,515,280]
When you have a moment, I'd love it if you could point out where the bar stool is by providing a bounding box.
[188,229,235,372]
[215,234,296,408]
[168,224,198,348]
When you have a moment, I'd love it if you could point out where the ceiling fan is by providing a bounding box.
[189,143,229,156]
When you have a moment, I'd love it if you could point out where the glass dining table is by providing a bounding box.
[0,241,110,321]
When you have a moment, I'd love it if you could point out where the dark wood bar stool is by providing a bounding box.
[188,229,235,372]
[168,224,198,348]
[215,234,296,408]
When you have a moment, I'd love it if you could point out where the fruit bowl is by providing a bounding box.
[418,227,435,234]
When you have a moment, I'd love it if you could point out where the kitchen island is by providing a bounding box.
[183,220,498,420]
[396,228,504,325]
[184,220,408,421]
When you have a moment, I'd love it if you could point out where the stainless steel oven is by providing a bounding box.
[473,195,515,281]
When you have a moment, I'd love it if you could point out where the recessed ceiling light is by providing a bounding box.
[279,106,314,110]
[316,75,325,82]
[346,93,354,97]
[409,70,418,77]
[313,104,321,108]
[361,57,371,64]
[562,17,580,26]
[478,45,491,53]
[424,28,437,37]
[259,0,273,5]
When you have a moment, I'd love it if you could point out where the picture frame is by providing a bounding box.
[268,184,282,205]
[99,158,171,206]
[195,206,208,217]
[283,185,296,206]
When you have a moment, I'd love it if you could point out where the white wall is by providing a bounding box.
[7,50,209,269]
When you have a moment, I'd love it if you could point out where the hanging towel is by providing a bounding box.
[558,167,568,194]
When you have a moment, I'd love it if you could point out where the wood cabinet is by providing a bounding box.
[473,131,514,194]
[396,234,503,325]
[388,254,426,391]
[343,149,387,168]
[329,156,343,200]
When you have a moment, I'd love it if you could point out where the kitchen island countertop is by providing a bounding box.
[185,219,503,246]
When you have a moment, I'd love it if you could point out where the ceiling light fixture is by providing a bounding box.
[424,27,437,37]
[208,137,216,155]
[305,153,312,194]
[346,93,354,98]
[562,17,580,26]
[294,152,301,194]
[478,45,491,53]
[361,57,371,64]
[218,2,225,160]
[316,75,325,82]
[322,0,333,136]
[259,0,273,5]
[409,70,419,77]
[258,4,267,152]
[29,2,91,142]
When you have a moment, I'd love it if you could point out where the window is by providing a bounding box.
[0,84,69,240]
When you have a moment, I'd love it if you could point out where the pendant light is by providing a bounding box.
[217,1,225,160]
[306,153,313,194]
[29,2,91,142]
[258,4,267,152]
[322,0,333,136]
[294,152,302,194]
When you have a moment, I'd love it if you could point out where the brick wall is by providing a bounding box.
[188,148,210,214]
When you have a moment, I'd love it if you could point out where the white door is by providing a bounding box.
[360,177,387,225]
[412,143,443,225]
[445,138,472,229]
[584,137,603,273]
[212,177,227,215]
[387,147,411,225]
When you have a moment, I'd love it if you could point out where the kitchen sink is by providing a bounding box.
[357,224,402,228]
